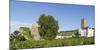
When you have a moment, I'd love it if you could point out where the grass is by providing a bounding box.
[10,37,94,50]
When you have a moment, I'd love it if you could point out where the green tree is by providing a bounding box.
[10,30,26,41]
[75,30,80,38]
[19,27,31,40]
[37,14,59,40]
[10,30,20,41]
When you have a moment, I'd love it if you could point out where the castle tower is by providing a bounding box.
[31,23,40,40]
[81,18,88,29]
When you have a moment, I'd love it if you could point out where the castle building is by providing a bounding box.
[78,18,94,37]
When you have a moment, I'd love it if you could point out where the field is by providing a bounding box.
[10,37,94,50]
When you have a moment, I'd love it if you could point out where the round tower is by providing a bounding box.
[81,18,88,29]
[31,23,40,40]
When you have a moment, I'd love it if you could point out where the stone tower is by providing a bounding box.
[31,23,40,40]
[81,18,88,29]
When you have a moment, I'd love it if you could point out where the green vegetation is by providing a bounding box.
[59,30,80,38]
[19,27,32,40]
[10,14,94,50]
[10,27,32,41]
[10,30,26,41]
[37,14,59,40]
[10,37,94,49]
[59,30,77,36]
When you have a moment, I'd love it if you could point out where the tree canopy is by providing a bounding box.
[10,30,26,41]
[37,14,59,40]
[19,27,31,40]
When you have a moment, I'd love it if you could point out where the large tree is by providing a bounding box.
[37,14,59,40]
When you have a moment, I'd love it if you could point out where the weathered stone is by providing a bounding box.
[31,23,40,40]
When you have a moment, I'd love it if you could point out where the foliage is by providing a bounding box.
[37,14,59,40]
[10,30,26,41]
[10,26,32,41]
[74,30,80,38]
[19,27,32,40]
[10,37,94,49]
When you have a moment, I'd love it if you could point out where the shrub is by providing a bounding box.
[10,37,94,49]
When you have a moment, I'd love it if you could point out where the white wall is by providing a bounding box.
[78,28,87,37]
[87,28,94,37]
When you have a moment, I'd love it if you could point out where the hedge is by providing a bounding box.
[10,37,94,50]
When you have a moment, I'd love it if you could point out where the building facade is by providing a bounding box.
[78,27,94,37]
[79,18,94,37]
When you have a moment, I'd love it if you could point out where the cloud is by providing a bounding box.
[10,21,32,33]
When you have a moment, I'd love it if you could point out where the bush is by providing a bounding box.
[10,37,94,49]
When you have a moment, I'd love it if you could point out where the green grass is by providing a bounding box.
[10,37,94,50]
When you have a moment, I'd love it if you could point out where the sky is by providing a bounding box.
[10,0,95,33]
